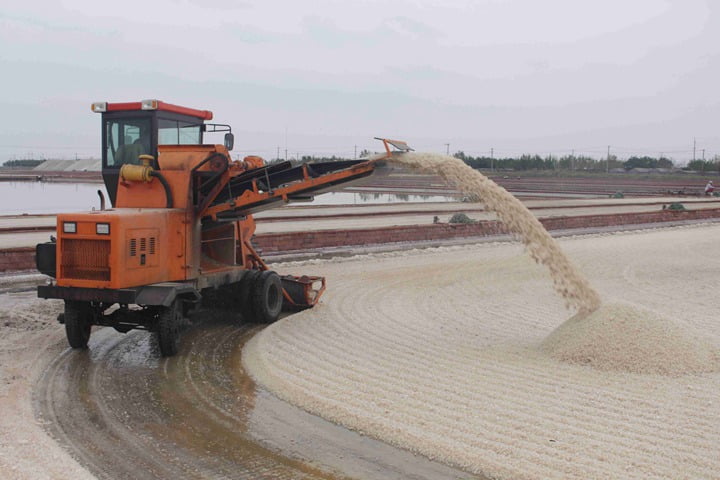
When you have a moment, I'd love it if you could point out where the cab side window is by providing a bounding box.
[158,119,201,146]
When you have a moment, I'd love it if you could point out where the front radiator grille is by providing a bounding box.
[61,239,111,281]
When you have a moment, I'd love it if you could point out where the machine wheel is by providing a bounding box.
[157,301,182,357]
[251,271,283,324]
[238,270,261,322]
[64,301,92,349]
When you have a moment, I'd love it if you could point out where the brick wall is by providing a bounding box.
[0,247,35,272]
[254,208,720,254]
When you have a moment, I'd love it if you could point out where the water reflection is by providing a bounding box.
[0,182,457,215]
[0,182,107,215]
[313,191,457,205]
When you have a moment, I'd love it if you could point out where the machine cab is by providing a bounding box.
[91,99,230,206]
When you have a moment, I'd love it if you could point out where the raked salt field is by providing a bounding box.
[242,153,719,480]
[3,156,720,479]
[243,223,720,479]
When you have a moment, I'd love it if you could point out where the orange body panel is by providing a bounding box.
[55,141,376,291]
[116,145,232,210]
[56,209,190,289]
[57,144,259,289]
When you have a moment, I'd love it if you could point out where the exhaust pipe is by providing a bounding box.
[97,189,106,210]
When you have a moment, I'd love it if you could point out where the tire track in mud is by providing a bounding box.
[34,317,480,480]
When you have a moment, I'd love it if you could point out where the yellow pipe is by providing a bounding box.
[120,155,155,182]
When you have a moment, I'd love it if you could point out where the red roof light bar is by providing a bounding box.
[91,100,213,120]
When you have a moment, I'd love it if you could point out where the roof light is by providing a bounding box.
[91,102,107,113]
[141,99,159,110]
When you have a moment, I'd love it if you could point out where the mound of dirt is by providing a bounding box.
[541,303,720,375]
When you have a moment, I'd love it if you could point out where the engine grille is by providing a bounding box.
[61,238,111,281]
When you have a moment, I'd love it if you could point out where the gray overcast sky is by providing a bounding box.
[1,0,718,163]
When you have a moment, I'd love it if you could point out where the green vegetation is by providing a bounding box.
[453,151,624,172]
[611,191,625,198]
[687,159,720,172]
[666,203,686,211]
[622,156,673,169]
[449,213,478,224]
[453,151,719,174]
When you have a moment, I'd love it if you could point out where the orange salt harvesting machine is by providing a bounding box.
[36,99,412,356]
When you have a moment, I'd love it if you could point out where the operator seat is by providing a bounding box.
[114,135,145,165]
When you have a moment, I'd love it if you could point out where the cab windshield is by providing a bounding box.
[105,116,204,168]
[105,118,152,167]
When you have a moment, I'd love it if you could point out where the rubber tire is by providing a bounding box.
[251,271,283,324]
[157,301,182,357]
[238,270,261,322]
[64,301,92,349]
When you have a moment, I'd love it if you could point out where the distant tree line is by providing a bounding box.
[687,159,720,172]
[453,151,626,171]
[267,151,720,173]
[2,159,45,168]
[454,151,719,173]
[621,156,674,169]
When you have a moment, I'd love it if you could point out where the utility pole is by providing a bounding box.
[693,137,696,162]
[444,143,450,156]
[702,149,705,161]
[490,147,494,171]
[354,145,357,159]
[571,149,575,171]
[276,146,280,161]
[607,145,611,173]
[285,149,287,161]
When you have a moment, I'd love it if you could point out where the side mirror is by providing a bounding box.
[224,133,234,151]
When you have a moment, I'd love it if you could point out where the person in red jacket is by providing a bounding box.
[704,180,714,196]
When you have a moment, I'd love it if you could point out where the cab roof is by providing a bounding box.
[91,99,213,120]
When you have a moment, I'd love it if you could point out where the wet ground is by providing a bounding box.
[33,310,480,479]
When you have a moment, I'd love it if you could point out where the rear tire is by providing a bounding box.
[158,301,182,357]
[65,301,92,349]
[238,270,261,322]
[251,271,283,323]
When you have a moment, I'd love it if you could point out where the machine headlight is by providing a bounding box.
[63,222,77,233]
[96,223,110,235]
[141,99,159,110]
[91,102,107,113]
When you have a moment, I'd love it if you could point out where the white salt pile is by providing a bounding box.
[541,302,720,375]
[391,153,601,313]
[392,154,719,375]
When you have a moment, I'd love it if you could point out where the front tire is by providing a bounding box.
[65,301,92,349]
[251,271,283,323]
[157,301,182,357]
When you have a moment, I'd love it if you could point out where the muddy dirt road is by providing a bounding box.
[10,301,477,480]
